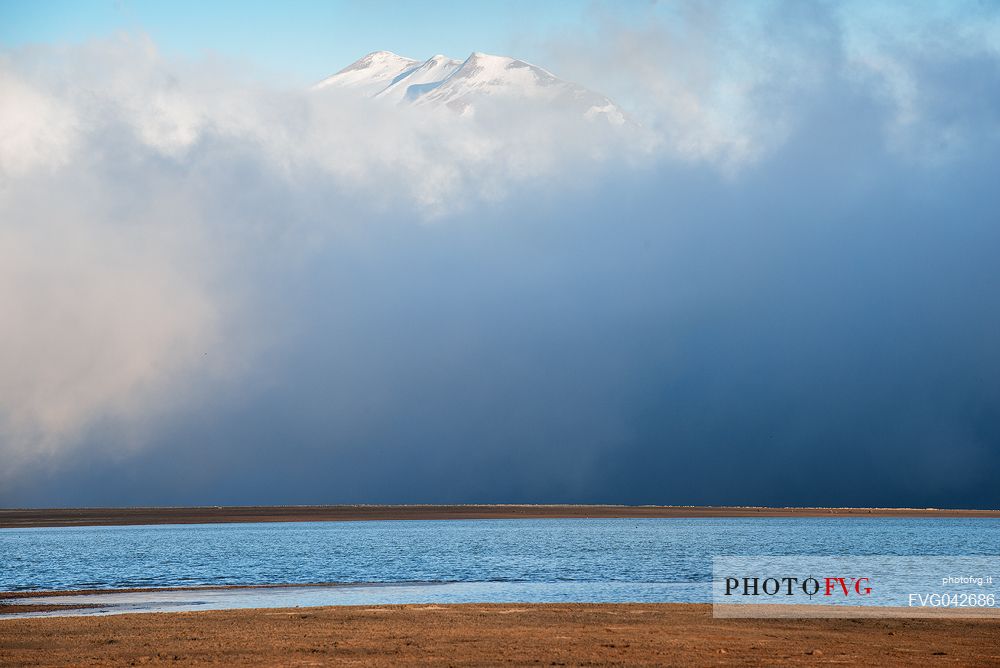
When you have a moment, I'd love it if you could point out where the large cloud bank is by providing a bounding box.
[2,2,999,506]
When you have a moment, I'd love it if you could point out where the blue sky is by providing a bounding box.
[0,0,639,82]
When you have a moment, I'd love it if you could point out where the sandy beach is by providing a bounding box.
[2,602,998,666]
[2,504,998,528]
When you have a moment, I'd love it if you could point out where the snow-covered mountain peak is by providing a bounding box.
[315,50,626,125]
[312,51,419,94]
[436,52,562,95]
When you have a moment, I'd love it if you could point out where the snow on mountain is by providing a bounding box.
[374,55,463,103]
[312,51,420,96]
[314,51,625,125]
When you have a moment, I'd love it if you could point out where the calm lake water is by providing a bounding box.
[2,518,998,615]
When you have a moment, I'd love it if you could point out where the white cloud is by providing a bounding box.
[0,211,219,468]
[0,65,78,177]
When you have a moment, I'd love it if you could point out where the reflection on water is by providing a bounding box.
[2,518,998,617]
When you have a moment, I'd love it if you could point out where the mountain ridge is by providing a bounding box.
[313,50,625,124]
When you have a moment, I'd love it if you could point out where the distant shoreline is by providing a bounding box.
[2,504,998,528]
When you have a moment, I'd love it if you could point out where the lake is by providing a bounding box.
[2,518,998,615]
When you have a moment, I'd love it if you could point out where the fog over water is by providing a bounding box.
[1,3,999,506]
